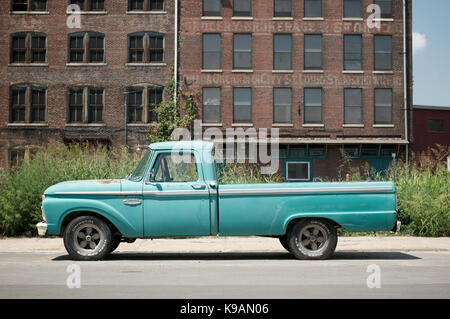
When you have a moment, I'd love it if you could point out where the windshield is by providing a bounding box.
[128,149,152,181]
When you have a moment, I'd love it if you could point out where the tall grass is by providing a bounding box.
[0,143,140,236]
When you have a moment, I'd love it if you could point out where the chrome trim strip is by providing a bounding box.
[143,190,210,196]
[219,186,393,195]
[54,191,142,196]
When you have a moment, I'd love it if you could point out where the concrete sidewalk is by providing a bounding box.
[0,236,449,253]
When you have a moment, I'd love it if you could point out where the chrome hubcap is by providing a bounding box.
[74,224,103,252]
[298,225,327,251]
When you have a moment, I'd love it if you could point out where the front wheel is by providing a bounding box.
[287,219,337,260]
[63,216,113,261]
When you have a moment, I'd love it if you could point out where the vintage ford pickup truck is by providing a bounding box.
[37,141,400,260]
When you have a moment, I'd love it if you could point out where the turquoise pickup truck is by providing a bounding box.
[37,141,400,261]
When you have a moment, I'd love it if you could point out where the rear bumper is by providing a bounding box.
[392,220,401,233]
[36,221,47,236]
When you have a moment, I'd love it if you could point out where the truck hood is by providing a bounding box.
[44,179,122,195]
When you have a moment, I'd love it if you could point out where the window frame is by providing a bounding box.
[202,0,221,16]
[202,33,221,70]
[126,85,164,124]
[286,161,311,182]
[304,34,322,70]
[233,87,252,124]
[10,32,47,64]
[68,32,105,64]
[67,86,105,124]
[273,34,292,70]
[202,87,221,124]
[10,84,47,123]
[374,35,392,71]
[374,88,393,125]
[343,0,361,18]
[151,151,200,183]
[128,32,164,64]
[233,0,252,17]
[274,0,292,17]
[344,34,362,70]
[11,0,47,12]
[273,87,292,124]
[233,33,252,70]
[427,119,445,133]
[344,88,363,124]
[304,0,322,18]
[374,0,392,19]
[128,0,164,11]
[304,87,323,124]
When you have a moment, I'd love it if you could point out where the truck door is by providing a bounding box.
[143,150,211,237]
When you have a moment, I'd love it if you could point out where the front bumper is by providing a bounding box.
[36,221,47,236]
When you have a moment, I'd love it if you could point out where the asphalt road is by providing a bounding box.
[0,251,449,299]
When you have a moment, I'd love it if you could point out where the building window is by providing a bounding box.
[304,88,322,124]
[233,0,252,17]
[374,0,392,19]
[10,33,46,64]
[233,88,252,123]
[233,34,252,70]
[202,88,221,123]
[126,86,163,123]
[374,88,393,124]
[88,88,103,123]
[344,88,362,124]
[9,147,40,168]
[11,0,47,11]
[202,34,221,70]
[69,0,104,10]
[69,32,105,63]
[343,145,360,157]
[128,32,164,63]
[304,0,322,18]
[374,35,392,70]
[427,119,444,133]
[273,34,292,70]
[68,87,104,123]
[10,84,47,123]
[344,0,361,18]
[273,88,292,124]
[304,34,322,70]
[203,0,221,16]
[128,0,164,11]
[286,162,310,181]
[344,34,362,70]
[274,0,292,17]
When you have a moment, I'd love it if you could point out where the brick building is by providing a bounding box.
[1,0,413,182]
[179,0,413,181]
[413,105,450,154]
[1,0,175,168]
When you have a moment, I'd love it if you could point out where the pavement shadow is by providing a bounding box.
[52,251,420,261]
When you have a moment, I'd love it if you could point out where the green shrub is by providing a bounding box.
[0,143,140,236]
[216,163,282,184]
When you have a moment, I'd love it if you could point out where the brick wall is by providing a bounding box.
[0,0,175,168]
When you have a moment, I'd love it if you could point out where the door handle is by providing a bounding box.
[123,199,142,206]
[191,184,206,190]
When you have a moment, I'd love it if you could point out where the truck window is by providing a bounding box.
[153,153,198,183]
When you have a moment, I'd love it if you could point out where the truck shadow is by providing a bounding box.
[53,251,420,261]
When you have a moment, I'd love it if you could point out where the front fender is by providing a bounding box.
[44,197,143,237]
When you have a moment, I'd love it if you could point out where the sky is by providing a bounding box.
[413,0,450,107]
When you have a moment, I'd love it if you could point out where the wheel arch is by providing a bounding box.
[60,211,121,237]
[284,217,342,236]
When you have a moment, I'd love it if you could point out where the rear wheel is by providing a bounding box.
[63,216,113,261]
[287,219,337,260]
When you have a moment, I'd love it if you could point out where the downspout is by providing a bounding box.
[402,0,409,164]
[174,0,178,106]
